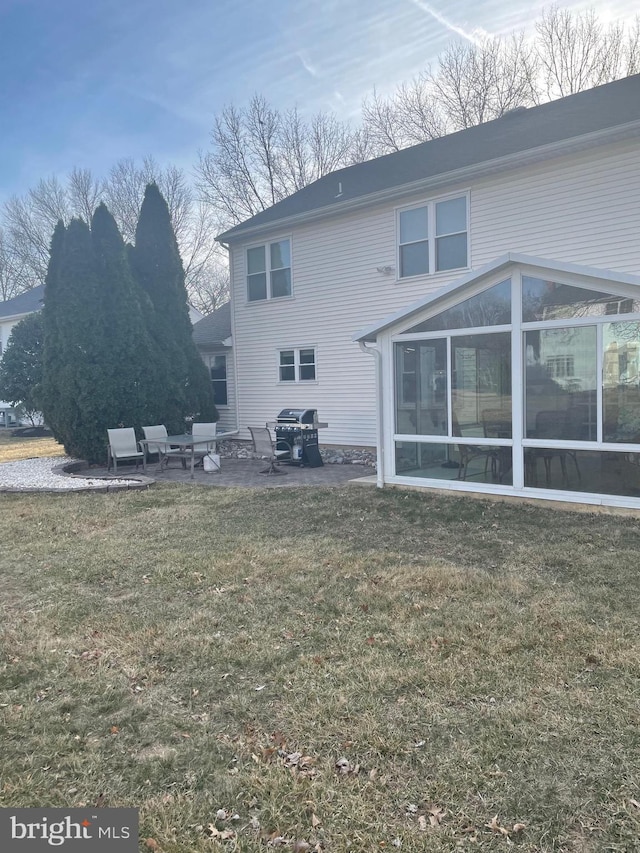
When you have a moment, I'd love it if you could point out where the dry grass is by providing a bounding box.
[0,430,65,462]
[0,457,639,851]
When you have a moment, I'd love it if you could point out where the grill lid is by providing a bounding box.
[276,408,318,424]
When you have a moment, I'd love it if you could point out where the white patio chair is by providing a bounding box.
[248,426,291,474]
[106,427,146,474]
[191,422,218,466]
[142,425,187,469]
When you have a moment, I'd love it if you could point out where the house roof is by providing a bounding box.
[0,284,44,320]
[354,253,640,343]
[218,73,640,243]
[191,301,232,349]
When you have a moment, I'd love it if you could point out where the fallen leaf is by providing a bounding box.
[145,839,159,851]
[428,806,446,827]
[418,816,428,832]
[110,725,119,735]
[512,822,526,833]
[207,824,235,840]
[485,815,509,836]
[311,813,321,828]
[292,841,311,852]
[629,799,640,809]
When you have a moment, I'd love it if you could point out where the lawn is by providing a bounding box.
[0,442,639,851]
[0,429,65,462]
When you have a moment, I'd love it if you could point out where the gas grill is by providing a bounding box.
[268,408,328,467]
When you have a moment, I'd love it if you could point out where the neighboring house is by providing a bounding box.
[191,302,235,432]
[217,73,640,508]
[0,285,44,425]
[0,283,205,426]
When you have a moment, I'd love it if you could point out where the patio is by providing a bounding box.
[93,456,376,489]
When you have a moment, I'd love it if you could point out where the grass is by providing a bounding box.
[1,437,639,851]
[0,429,65,462]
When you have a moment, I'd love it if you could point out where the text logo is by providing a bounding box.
[0,809,138,851]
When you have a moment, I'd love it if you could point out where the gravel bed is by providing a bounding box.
[0,456,136,491]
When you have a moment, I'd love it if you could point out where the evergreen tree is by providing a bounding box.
[130,183,217,432]
[43,218,102,459]
[0,312,44,423]
[40,221,67,438]
[91,203,157,437]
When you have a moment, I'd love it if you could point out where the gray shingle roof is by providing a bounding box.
[0,284,44,319]
[191,302,232,349]
[217,73,640,243]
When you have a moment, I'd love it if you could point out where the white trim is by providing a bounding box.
[395,190,470,281]
[245,235,293,303]
[276,345,318,383]
[511,273,524,488]
[384,474,640,510]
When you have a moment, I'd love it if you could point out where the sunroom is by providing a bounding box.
[356,254,640,508]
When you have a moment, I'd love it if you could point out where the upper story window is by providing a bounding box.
[398,194,468,278]
[247,238,291,302]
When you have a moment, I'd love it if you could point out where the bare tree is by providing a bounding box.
[535,7,640,99]
[363,34,538,151]
[362,8,639,153]
[432,35,539,129]
[2,159,228,312]
[0,228,30,301]
[68,167,103,226]
[197,94,367,226]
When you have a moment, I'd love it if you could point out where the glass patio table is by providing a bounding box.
[140,430,238,479]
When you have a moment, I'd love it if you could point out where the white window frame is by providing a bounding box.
[246,236,292,302]
[396,192,470,280]
[277,347,317,383]
[208,354,228,407]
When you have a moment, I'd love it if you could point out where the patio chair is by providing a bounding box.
[248,426,291,474]
[191,422,218,466]
[142,425,187,469]
[452,415,500,482]
[106,427,146,474]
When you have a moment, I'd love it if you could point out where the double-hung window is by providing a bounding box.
[279,348,316,382]
[209,355,228,406]
[247,238,291,301]
[398,194,468,278]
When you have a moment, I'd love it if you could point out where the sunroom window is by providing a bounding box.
[391,269,640,501]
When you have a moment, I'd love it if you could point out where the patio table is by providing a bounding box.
[140,430,238,479]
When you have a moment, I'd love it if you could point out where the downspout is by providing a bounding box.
[219,239,241,435]
[359,340,384,488]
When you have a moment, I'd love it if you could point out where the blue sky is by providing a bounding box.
[0,0,637,203]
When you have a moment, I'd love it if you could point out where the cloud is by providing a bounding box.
[408,0,492,46]
[296,51,321,79]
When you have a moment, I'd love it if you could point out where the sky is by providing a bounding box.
[0,0,638,204]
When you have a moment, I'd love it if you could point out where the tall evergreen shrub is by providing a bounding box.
[130,183,217,432]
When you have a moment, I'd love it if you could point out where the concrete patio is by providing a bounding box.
[99,456,376,488]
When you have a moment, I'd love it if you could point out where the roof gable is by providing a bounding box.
[192,302,232,348]
[354,254,640,342]
[218,74,640,243]
[0,285,44,320]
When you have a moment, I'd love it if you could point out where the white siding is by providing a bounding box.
[230,138,640,448]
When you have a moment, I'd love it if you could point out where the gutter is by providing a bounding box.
[359,341,384,489]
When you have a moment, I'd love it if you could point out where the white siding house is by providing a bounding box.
[218,74,640,508]
[0,286,45,425]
